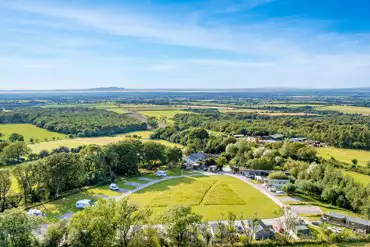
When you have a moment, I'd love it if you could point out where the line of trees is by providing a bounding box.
[0,140,183,211]
[0,107,147,137]
[173,113,370,150]
[1,201,367,247]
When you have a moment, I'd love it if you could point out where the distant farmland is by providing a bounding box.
[0,124,66,143]
[316,105,370,116]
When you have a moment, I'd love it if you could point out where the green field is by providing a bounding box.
[138,110,194,124]
[317,147,370,167]
[317,105,370,116]
[29,131,183,153]
[341,170,370,186]
[129,175,281,220]
[0,124,66,143]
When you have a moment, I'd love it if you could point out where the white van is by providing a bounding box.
[109,183,119,191]
[155,170,167,177]
[76,199,92,209]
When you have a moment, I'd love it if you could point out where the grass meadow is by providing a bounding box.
[341,170,370,186]
[0,124,66,143]
[28,131,183,153]
[317,147,370,167]
[128,175,281,221]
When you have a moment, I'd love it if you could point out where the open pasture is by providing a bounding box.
[0,124,66,143]
[341,170,370,186]
[316,105,370,116]
[317,147,370,167]
[29,131,182,152]
[128,175,281,220]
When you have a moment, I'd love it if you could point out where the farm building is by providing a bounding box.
[322,212,370,233]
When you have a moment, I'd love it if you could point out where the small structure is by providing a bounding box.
[76,199,92,209]
[270,134,284,140]
[289,137,306,143]
[233,134,245,138]
[346,216,370,233]
[208,165,217,173]
[255,176,264,183]
[186,152,207,164]
[324,212,346,225]
[322,212,370,233]
[265,179,290,190]
[294,225,310,237]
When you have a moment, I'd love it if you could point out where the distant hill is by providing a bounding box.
[87,87,125,91]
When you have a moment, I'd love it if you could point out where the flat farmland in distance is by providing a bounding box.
[316,105,370,116]
[317,147,370,167]
[220,108,313,116]
[0,124,66,143]
[29,131,183,153]
[128,175,281,221]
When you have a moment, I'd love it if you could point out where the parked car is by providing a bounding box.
[268,186,276,193]
[109,183,119,191]
[312,220,322,226]
[275,191,285,195]
[155,170,167,177]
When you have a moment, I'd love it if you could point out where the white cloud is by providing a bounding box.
[0,0,370,89]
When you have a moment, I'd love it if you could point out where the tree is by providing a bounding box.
[39,149,50,158]
[282,183,297,196]
[115,199,152,247]
[42,219,69,247]
[216,156,227,171]
[278,207,299,241]
[242,213,260,246]
[8,133,24,142]
[147,117,159,129]
[68,199,116,247]
[43,153,81,198]
[0,170,11,212]
[166,147,183,167]
[142,142,166,167]
[0,208,41,247]
[351,159,358,166]
[215,212,239,246]
[0,142,30,164]
[160,205,202,247]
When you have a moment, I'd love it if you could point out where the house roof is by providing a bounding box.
[346,216,370,226]
[187,152,206,162]
[327,212,346,219]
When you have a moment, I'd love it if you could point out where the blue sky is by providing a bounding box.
[1,0,370,89]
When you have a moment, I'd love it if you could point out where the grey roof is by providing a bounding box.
[346,216,370,226]
[327,212,346,219]
[271,134,284,139]
[187,152,206,162]
[290,137,306,142]
[295,225,309,231]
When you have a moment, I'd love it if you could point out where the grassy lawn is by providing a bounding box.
[316,105,370,116]
[341,170,370,186]
[317,147,370,167]
[28,131,183,152]
[0,124,66,143]
[128,175,281,221]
